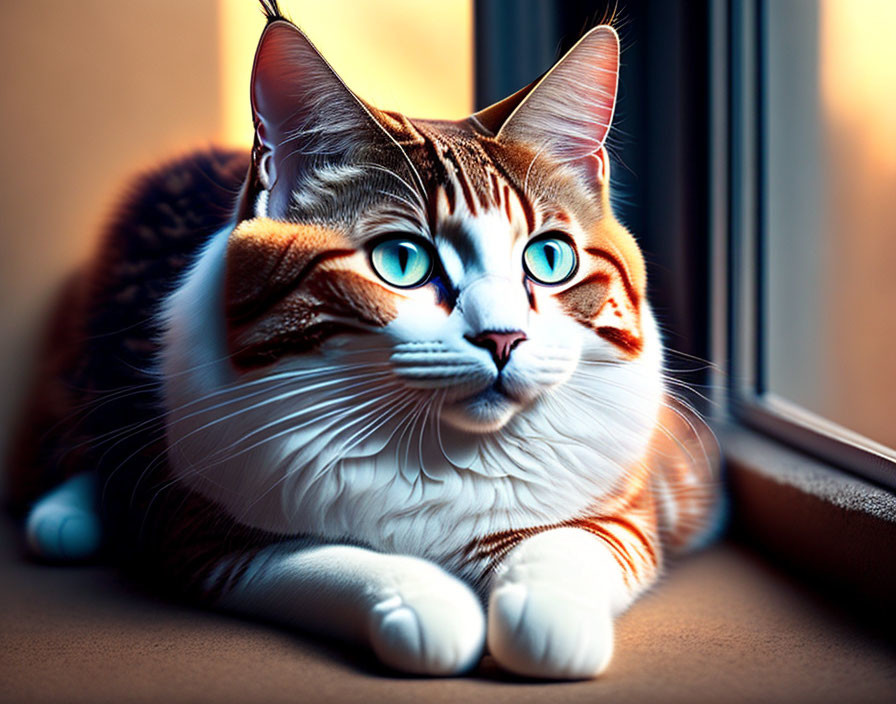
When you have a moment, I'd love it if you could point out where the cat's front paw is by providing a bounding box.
[368,563,486,675]
[485,527,626,679]
[25,473,101,561]
[488,579,614,679]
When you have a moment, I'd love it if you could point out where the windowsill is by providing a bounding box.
[2,515,895,702]
[721,423,896,609]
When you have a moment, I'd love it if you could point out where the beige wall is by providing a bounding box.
[0,1,222,463]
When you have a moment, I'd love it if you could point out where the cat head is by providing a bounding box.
[224,8,654,435]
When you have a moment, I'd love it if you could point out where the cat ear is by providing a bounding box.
[469,80,540,136]
[245,19,408,218]
[496,26,620,172]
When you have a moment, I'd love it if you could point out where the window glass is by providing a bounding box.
[763,0,896,449]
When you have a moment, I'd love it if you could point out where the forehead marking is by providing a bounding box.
[411,122,540,244]
[489,172,501,203]
[441,146,480,217]
[484,153,537,233]
[502,184,513,224]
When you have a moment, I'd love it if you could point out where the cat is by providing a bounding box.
[8,0,720,679]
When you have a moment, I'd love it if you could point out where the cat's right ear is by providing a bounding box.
[483,26,620,187]
[240,18,403,220]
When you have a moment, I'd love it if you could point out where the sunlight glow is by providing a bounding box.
[218,0,474,147]
[821,0,896,169]
[817,0,896,448]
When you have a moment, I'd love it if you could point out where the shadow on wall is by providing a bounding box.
[0,1,223,481]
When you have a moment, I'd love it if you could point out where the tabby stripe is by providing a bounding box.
[203,548,266,602]
[228,248,355,324]
[489,172,501,203]
[441,146,479,216]
[466,518,658,589]
[425,188,442,235]
[569,522,639,586]
[465,510,658,585]
[552,211,571,225]
[420,131,456,215]
[484,153,536,233]
[572,271,612,290]
[599,515,658,568]
[502,184,513,223]
[584,246,640,306]
[460,526,544,567]
[595,326,643,355]
[230,320,371,370]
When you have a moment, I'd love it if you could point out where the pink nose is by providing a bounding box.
[467,330,527,370]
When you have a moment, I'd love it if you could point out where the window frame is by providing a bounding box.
[475,0,896,493]
[719,0,896,491]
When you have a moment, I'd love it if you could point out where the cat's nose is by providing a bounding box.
[467,330,527,370]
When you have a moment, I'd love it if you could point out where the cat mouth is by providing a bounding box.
[464,376,520,404]
[491,377,522,400]
[441,382,520,433]
[458,377,527,417]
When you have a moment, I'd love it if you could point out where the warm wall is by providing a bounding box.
[0,1,223,470]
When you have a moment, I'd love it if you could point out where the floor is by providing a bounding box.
[1,518,894,704]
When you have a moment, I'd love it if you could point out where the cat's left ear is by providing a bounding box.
[495,26,620,184]
[238,17,416,220]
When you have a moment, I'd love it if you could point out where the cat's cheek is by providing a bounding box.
[498,316,583,402]
[382,294,454,343]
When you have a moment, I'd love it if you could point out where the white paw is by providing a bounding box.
[488,580,614,679]
[485,528,627,680]
[25,473,101,561]
[368,564,486,675]
[26,503,102,561]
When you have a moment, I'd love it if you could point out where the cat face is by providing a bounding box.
[224,18,648,435]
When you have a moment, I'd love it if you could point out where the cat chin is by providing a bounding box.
[441,387,521,434]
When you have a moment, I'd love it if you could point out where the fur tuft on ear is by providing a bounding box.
[258,0,288,24]
[496,26,620,167]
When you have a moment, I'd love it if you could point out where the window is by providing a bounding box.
[726,0,896,488]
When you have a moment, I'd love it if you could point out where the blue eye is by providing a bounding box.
[370,238,433,288]
[523,235,578,285]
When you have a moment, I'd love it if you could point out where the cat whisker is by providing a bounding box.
[108,369,395,510]
[52,358,390,446]
[557,382,718,478]
[197,373,397,464]
[60,365,379,458]
[232,387,419,523]
[357,162,427,209]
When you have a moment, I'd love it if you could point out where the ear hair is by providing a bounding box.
[495,26,620,168]
[258,0,287,24]
[242,19,420,220]
[469,79,541,137]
